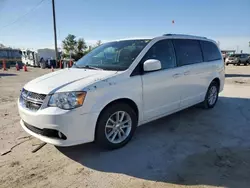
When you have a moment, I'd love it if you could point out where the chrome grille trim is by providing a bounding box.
[20,89,47,111]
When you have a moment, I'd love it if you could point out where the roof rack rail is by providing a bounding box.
[163,33,207,39]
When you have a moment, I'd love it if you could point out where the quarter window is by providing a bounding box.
[142,40,176,70]
[173,39,203,66]
[200,41,222,61]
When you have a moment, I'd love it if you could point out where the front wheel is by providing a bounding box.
[95,103,137,149]
[202,81,219,109]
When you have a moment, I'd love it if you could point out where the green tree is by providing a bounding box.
[62,34,77,57]
[74,38,87,60]
[76,38,87,53]
[96,40,102,46]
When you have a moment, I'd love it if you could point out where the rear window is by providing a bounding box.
[241,54,249,58]
[173,39,203,66]
[200,41,222,61]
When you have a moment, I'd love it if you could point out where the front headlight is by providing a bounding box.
[48,91,86,110]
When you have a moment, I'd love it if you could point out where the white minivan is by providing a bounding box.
[18,34,224,149]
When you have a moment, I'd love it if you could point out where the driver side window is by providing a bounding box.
[142,39,176,70]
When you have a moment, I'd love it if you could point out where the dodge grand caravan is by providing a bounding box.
[18,34,225,149]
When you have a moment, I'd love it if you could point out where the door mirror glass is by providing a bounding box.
[143,59,161,72]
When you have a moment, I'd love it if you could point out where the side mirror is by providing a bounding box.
[143,59,161,72]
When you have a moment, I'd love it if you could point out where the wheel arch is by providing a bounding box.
[212,77,220,89]
[94,98,139,140]
[97,98,139,121]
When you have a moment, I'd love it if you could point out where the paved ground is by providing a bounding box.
[0,65,250,188]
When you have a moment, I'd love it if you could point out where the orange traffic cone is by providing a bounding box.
[16,62,20,71]
[23,64,28,72]
[51,66,54,72]
[2,60,7,71]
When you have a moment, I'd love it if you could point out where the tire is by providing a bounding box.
[244,63,247,66]
[226,63,229,66]
[95,103,138,149]
[202,81,219,109]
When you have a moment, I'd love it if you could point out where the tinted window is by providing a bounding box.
[231,54,241,57]
[241,54,248,58]
[200,41,222,61]
[173,39,203,66]
[142,40,176,69]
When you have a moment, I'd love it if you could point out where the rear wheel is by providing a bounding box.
[95,103,137,149]
[202,81,219,109]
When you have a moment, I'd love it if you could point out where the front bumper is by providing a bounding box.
[18,100,99,146]
[226,60,238,64]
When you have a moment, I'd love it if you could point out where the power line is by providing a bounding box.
[0,0,48,31]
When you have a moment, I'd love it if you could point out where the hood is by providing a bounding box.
[228,56,237,60]
[24,68,117,94]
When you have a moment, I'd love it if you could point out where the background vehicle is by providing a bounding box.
[225,53,250,66]
[18,34,224,149]
[37,49,56,62]
[0,48,22,68]
[21,49,39,67]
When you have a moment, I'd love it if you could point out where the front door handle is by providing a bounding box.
[184,71,190,75]
[172,73,182,78]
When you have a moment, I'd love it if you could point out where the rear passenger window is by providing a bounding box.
[200,41,222,61]
[142,40,176,70]
[173,39,203,66]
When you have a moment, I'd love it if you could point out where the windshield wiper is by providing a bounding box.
[76,65,103,70]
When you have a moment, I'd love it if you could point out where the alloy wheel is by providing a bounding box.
[208,85,218,106]
[105,111,132,144]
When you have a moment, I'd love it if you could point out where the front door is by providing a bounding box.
[141,39,182,121]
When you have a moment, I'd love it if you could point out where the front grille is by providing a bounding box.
[20,89,47,111]
[22,89,46,101]
[23,121,67,140]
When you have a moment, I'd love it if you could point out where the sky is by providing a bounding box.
[0,0,250,52]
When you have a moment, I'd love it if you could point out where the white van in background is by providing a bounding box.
[21,49,39,67]
[21,48,57,67]
[18,34,225,149]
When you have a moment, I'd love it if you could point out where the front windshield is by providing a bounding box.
[73,39,150,71]
[230,54,240,57]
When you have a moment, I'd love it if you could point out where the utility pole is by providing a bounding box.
[52,0,58,62]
